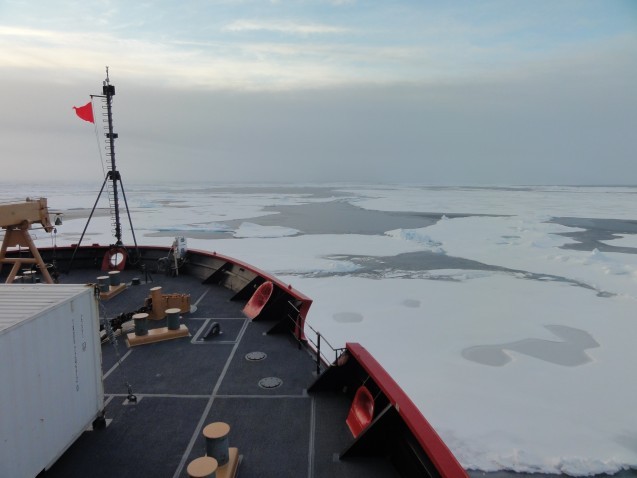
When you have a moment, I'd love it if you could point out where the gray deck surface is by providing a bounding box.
[40,268,398,478]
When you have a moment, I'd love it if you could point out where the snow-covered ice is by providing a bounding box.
[233,222,300,238]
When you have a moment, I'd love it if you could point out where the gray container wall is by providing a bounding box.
[0,285,103,477]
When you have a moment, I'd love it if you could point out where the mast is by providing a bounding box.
[69,67,140,272]
[103,67,122,245]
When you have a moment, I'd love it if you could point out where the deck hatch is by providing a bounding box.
[245,351,267,361]
[258,376,283,389]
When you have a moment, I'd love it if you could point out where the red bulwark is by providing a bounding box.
[346,343,468,478]
[192,249,313,331]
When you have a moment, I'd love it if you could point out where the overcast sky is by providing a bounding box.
[1,1,636,185]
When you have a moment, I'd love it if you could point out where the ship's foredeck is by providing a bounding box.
[41,268,400,478]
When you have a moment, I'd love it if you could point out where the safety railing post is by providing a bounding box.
[316,333,321,375]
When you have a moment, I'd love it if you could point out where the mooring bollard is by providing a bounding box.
[108,270,121,286]
[133,312,149,336]
[150,286,164,318]
[186,456,218,478]
[203,422,230,466]
[97,276,110,293]
[166,308,181,330]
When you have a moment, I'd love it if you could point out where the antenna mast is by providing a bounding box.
[69,68,139,272]
[103,67,123,245]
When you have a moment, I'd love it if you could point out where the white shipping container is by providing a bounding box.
[0,284,104,477]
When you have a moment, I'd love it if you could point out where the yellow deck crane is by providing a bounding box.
[0,198,54,284]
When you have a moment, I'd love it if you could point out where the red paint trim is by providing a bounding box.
[346,343,468,478]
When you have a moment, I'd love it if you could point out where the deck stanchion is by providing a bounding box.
[203,422,230,466]
[316,333,321,375]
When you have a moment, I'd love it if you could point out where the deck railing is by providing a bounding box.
[286,300,345,374]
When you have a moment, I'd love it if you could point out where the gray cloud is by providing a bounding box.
[1,31,635,186]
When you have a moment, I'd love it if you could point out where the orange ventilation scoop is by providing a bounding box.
[243,281,274,319]
[346,385,375,437]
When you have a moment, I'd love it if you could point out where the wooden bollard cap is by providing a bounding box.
[166,307,181,314]
[203,422,230,439]
[132,313,149,321]
[187,456,218,477]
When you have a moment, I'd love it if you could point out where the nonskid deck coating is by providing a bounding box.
[41,268,395,478]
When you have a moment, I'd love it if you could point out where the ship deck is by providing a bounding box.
[41,268,400,478]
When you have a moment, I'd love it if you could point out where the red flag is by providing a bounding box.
[73,102,94,123]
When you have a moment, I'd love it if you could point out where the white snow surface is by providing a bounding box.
[602,234,637,249]
[2,183,636,475]
[233,222,300,238]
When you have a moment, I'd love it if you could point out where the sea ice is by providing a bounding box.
[233,222,300,238]
[601,234,637,248]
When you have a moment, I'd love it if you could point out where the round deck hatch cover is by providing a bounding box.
[245,351,267,361]
[259,377,282,389]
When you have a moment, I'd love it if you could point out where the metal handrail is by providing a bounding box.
[285,300,346,374]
